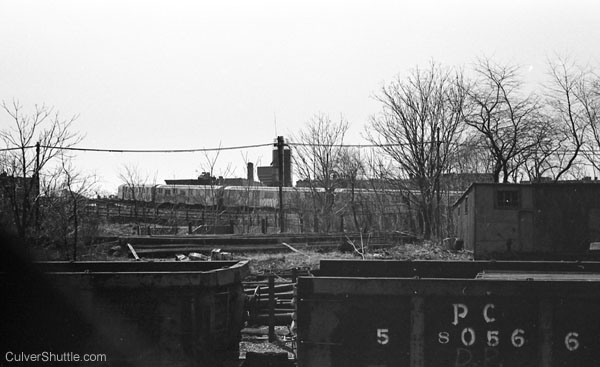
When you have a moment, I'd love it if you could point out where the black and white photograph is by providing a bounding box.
[2,0,600,366]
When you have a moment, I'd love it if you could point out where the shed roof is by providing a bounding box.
[452,181,600,207]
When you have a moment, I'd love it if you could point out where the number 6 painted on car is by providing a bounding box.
[511,329,525,348]
[565,332,579,351]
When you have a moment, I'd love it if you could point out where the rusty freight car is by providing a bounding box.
[2,260,249,366]
[298,260,600,367]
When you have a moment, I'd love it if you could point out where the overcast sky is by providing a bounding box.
[1,0,599,193]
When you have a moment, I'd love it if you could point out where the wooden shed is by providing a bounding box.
[453,182,600,260]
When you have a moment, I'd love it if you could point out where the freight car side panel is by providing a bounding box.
[2,260,249,367]
[297,277,600,367]
[299,295,410,366]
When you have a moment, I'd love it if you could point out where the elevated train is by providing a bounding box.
[117,184,428,212]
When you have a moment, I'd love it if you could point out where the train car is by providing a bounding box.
[298,260,600,367]
[154,184,222,207]
[117,184,156,202]
[222,186,279,209]
[2,260,249,366]
[115,183,460,217]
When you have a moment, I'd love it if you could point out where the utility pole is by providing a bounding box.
[276,136,285,232]
[435,127,441,238]
[35,141,40,229]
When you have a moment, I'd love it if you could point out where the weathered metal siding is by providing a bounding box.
[472,185,534,258]
[454,186,476,252]
[317,259,600,278]
[454,191,473,252]
[532,184,600,255]
[2,260,249,367]
[298,260,600,367]
[464,183,600,259]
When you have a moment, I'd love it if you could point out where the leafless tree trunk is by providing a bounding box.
[541,57,589,181]
[542,57,600,177]
[462,58,541,183]
[0,100,81,242]
[118,164,155,233]
[291,113,349,233]
[41,155,97,260]
[60,157,96,260]
[198,145,232,233]
[367,62,467,239]
[338,147,366,232]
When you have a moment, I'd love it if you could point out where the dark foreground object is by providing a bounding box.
[242,352,295,367]
[2,260,249,366]
[298,260,600,367]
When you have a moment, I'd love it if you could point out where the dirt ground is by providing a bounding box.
[241,242,472,274]
[23,237,471,363]
[236,242,472,361]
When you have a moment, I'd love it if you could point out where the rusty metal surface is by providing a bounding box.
[2,260,249,366]
[13,260,250,289]
[476,270,600,281]
[298,260,600,367]
[28,260,242,273]
[318,259,600,278]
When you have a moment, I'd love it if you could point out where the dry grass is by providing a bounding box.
[240,242,472,274]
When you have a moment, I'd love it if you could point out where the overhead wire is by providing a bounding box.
[2,141,600,155]
[0,143,273,153]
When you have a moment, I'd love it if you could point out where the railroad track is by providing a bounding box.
[122,232,413,257]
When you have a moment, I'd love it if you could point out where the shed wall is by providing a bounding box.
[532,184,600,254]
[472,185,533,259]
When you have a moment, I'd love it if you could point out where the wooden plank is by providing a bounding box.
[126,243,139,260]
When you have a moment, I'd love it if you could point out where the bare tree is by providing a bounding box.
[197,144,233,233]
[583,76,600,173]
[367,62,467,239]
[338,147,366,232]
[291,113,349,232]
[539,57,590,181]
[542,58,600,177]
[118,164,155,232]
[41,155,97,260]
[0,100,82,241]
[462,58,541,183]
[517,115,565,182]
[450,133,493,175]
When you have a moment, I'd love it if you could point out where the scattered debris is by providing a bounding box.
[175,254,189,261]
[108,245,122,257]
[281,242,309,257]
[211,248,233,260]
[188,252,210,261]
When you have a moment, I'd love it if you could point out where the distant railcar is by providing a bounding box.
[154,184,222,207]
[117,184,156,202]
[116,183,452,216]
[222,186,281,209]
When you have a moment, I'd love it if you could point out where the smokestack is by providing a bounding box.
[247,162,254,182]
